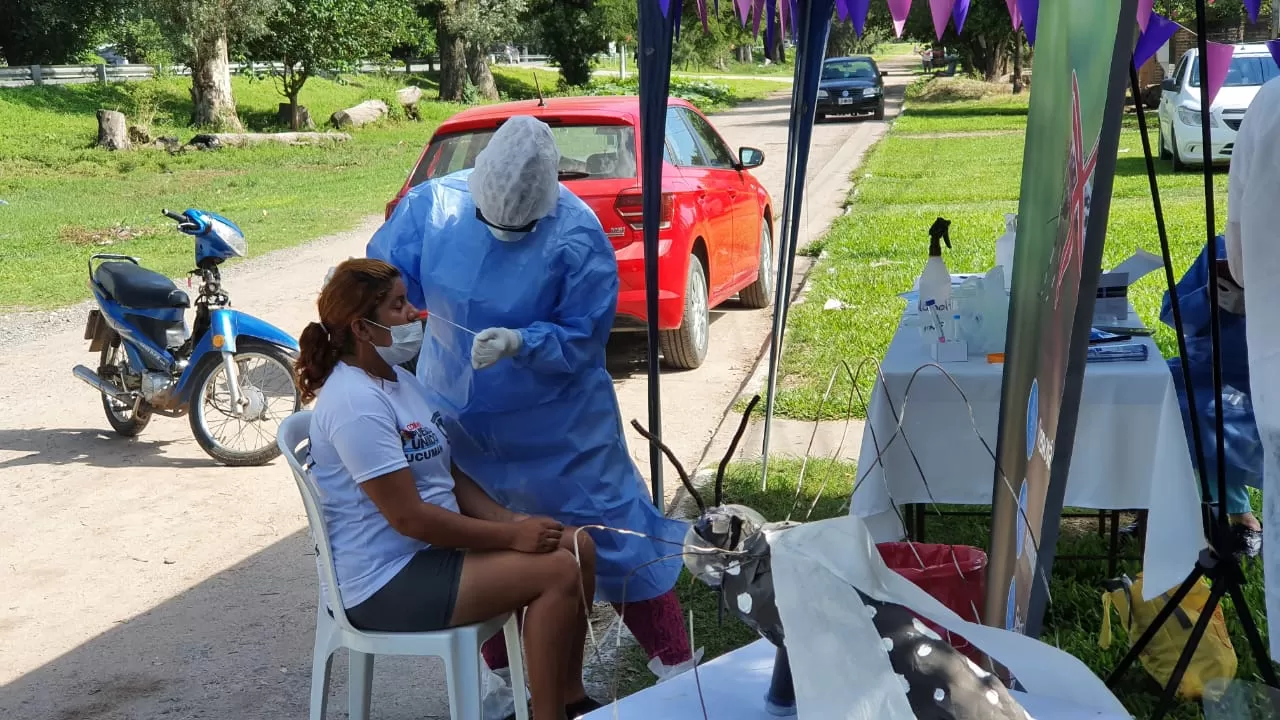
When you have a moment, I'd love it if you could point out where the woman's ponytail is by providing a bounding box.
[296,322,342,405]
[296,258,402,405]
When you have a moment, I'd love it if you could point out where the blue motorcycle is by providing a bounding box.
[74,209,302,466]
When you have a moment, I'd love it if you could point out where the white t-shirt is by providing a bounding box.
[1222,76,1280,661]
[307,362,461,608]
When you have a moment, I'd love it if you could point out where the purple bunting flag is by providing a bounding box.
[1245,0,1262,23]
[1016,0,1039,45]
[696,0,709,32]
[850,0,871,35]
[659,0,673,20]
[1005,0,1021,30]
[1203,41,1236,106]
[952,0,970,34]
[887,0,912,38]
[1133,12,1178,70]
[930,0,956,40]
[1136,0,1153,32]
[752,0,765,38]
[735,0,752,26]
[1269,39,1280,71]
[835,0,849,23]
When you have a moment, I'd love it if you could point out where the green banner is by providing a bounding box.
[986,0,1138,639]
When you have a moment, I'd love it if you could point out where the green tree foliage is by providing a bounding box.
[597,0,638,44]
[901,0,1019,80]
[1156,0,1273,27]
[827,4,894,57]
[672,1,757,70]
[0,0,127,66]
[531,0,609,87]
[250,0,412,129]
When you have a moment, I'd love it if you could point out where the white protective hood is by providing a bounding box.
[1223,76,1280,661]
[768,515,1131,719]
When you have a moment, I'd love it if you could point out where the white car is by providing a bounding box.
[1157,43,1279,170]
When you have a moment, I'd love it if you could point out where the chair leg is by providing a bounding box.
[309,638,335,720]
[503,614,530,720]
[348,651,374,720]
[445,633,485,720]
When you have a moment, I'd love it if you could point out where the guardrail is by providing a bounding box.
[0,55,553,89]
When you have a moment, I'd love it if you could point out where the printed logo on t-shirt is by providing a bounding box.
[430,410,448,439]
[400,421,443,463]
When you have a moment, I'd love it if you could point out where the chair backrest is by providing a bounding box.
[277,410,360,634]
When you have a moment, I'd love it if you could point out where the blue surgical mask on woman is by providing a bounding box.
[365,319,424,366]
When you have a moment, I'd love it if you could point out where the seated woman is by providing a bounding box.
[296,258,602,720]
[1160,235,1262,557]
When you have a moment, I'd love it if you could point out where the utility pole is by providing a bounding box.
[1012,31,1024,94]
[1273,0,1279,38]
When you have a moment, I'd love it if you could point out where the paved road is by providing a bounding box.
[0,62,910,719]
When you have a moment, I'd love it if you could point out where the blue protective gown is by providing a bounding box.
[367,171,687,603]
[1159,235,1261,493]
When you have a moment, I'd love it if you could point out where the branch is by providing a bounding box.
[715,394,759,507]
[629,419,705,514]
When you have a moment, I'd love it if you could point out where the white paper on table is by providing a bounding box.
[1107,249,1163,283]
[769,516,1131,719]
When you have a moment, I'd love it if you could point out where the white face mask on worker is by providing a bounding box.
[365,319,423,366]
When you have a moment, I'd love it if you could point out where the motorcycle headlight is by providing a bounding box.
[863,87,879,98]
[817,89,829,99]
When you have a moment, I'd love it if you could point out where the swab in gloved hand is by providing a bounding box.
[416,309,478,337]
[471,328,522,370]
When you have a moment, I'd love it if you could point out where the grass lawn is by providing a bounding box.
[0,68,776,311]
[608,459,1265,719]
[774,78,1227,420]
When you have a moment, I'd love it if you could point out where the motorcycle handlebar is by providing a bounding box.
[161,209,187,223]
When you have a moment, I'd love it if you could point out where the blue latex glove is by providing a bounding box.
[472,327,522,369]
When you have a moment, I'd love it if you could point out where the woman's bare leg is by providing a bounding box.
[451,550,582,720]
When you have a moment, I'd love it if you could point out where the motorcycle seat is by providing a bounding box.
[94,261,191,309]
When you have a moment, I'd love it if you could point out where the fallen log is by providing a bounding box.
[330,99,388,129]
[96,109,131,151]
[396,87,423,120]
[187,132,351,149]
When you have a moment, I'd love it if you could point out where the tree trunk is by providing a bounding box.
[396,86,424,120]
[1012,33,1024,94]
[278,101,314,130]
[190,31,243,131]
[190,132,350,148]
[330,100,389,129]
[96,110,132,151]
[467,43,500,101]
[1273,0,1279,38]
[435,4,469,102]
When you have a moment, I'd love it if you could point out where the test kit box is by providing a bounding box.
[1093,249,1161,324]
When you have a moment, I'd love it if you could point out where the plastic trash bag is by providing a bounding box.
[1099,573,1237,701]
[1203,680,1280,719]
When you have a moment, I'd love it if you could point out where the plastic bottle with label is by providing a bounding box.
[994,213,1017,290]
[918,216,953,313]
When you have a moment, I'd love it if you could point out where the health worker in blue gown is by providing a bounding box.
[366,115,696,677]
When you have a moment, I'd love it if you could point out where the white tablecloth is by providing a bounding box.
[851,306,1205,598]
[582,639,1132,719]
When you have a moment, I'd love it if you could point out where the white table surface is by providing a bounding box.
[851,305,1205,598]
[582,639,1132,719]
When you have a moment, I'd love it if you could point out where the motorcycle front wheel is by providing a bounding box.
[188,340,300,467]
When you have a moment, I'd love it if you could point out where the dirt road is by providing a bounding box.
[0,67,908,719]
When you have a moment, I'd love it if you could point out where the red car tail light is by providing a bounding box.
[614,189,673,231]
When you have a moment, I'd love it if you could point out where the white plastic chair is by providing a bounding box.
[277,410,529,720]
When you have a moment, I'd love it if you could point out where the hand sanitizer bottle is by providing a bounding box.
[918,217,953,313]
[995,213,1017,290]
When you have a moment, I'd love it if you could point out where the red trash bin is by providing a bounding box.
[877,542,987,658]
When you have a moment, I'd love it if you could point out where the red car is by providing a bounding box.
[385,96,775,370]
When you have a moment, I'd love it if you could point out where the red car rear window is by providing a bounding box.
[409,124,639,189]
